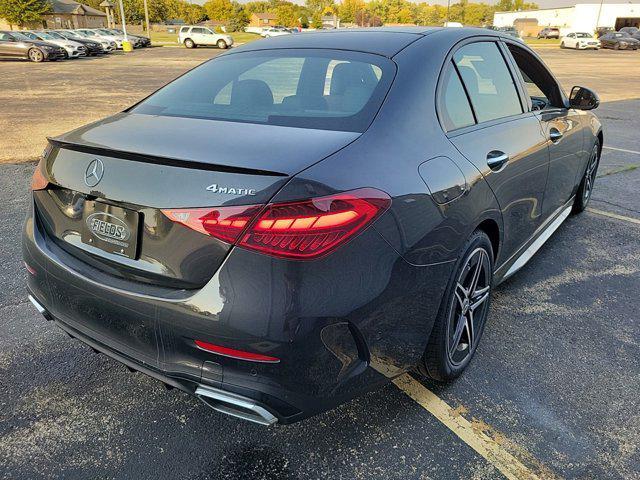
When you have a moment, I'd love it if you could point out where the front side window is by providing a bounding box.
[191,28,205,34]
[453,42,522,123]
[132,49,394,133]
[438,62,475,131]
[506,43,564,110]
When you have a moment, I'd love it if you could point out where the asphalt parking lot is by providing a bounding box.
[1,46,639,479]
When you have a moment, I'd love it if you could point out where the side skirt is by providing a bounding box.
[495,199,574,284]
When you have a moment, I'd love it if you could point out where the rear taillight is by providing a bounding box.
[238,188,391,259]
[162,205,261,243]
[162,188,390,260]
[31,158,49,191]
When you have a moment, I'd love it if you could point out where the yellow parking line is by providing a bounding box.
[587,208,640,225]
[603,146,640,156]
[393,374,552,480]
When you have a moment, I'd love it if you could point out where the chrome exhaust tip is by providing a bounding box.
[28,295,53,321]
[195,385,278,426]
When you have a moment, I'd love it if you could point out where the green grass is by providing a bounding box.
[524,37,561,45]
[231,32,262,44]
[150,30,261,45]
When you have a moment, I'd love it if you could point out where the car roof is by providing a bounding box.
[229,27,522,58]
[232,27,442,58]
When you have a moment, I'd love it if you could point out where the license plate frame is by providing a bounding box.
[81,201,140,259]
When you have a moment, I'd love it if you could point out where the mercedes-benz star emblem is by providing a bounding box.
[84,159,104,187]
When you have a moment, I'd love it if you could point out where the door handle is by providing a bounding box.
[549,128,563,143]
[487,151,509,171]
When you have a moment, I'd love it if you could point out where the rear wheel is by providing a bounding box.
[573,141,600,214]
[217,39,227,49]
[28,48,44,62]
[184,38,195,49]
[418,230,494,382]
[560,41,565,49]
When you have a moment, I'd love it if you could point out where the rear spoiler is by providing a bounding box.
[47,138,288,177]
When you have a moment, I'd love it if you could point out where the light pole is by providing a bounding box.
[446,0,451,25]
[595,0,604,33]
[117,0,132,51]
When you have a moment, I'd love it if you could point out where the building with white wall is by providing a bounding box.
[493,3,640,36]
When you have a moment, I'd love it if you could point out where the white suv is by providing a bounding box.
[178,26,233,49]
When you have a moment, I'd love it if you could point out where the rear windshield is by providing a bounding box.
[131,49,395,133]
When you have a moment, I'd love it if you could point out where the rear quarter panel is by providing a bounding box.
[270,31,505,375]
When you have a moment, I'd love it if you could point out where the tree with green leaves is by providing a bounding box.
[204,0,235,21]
[0,0,50,28]
[305,0,334,15]
[276,3,298,26]
[227,2,249,31]
[244,1,271,15]
[338,0,365,24]
[311,11,323,28]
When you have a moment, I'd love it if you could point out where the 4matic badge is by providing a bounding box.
[206,184,256,196]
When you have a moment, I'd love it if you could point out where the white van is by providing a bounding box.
[178,26,233,49]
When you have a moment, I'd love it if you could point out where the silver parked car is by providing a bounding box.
[22,31,87,58]
[59,29,115,52]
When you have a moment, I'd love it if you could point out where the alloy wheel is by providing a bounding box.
[29,49,44,62]
[447,248,491,366]
[583,145,599,203]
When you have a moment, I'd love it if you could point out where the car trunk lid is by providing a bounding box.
[35,114,359,289]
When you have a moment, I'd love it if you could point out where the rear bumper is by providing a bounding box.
[23,196,452,423]
[28,294,277,425]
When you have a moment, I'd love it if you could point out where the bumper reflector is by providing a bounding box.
[194,340,280,363]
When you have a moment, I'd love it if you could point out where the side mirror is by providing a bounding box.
[569,86,600,110]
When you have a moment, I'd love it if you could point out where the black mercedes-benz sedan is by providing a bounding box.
[23,28,602,425]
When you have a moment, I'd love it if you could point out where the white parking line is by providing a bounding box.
[393,375,552,480]
[587,208,640,225]
[603,146,640,156]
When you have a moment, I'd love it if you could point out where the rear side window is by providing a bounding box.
[132,49,395,133]
[453,42,522,123]
[438,62,475,131]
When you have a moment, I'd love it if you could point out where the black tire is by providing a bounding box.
[418,230,494,382]
[217,39,227,49]
[573,139,600,214]
[560,42,565,49]
[184,38,195,49]
[28,48,44,63]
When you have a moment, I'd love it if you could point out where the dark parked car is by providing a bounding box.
[24,27,602,425]
[619,26,639,36]
[109,28,151,47]
[537,27,560,39]
[45,30,105,55]
[0,31,66,62]
[496,26,520,39]
[599,32,640,50]
[595,27,615,38]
